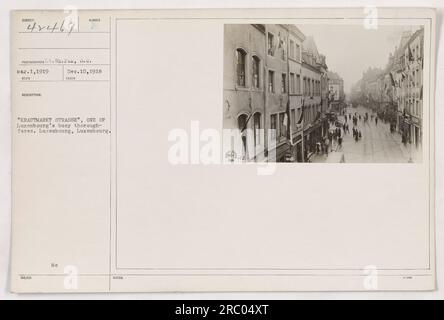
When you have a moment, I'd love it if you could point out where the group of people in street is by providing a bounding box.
[346,111,379,126]
[344,112,363,142]
[310,105,415,162]
[343,117,362,143]
[352,127,362,142]
[332,127,343,149]
[343,109,386,143]
[314,126,339,155]
[313,107,382,156]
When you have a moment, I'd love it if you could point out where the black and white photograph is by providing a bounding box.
[2,5,438,298]
[223,23,425,163]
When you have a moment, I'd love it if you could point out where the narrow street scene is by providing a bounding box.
[223,24,424,163]
[311,105,419,163]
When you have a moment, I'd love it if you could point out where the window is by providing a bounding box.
[307,78,310,96]
[281,73,287,93]
[252,56,260,89]
[268,33,274,56]
[237,114,249,159]
[296,74,301,94]
[270,114,277,140]
[279,113,286,139]
[236,48,246,87]
[291,109,296,129]
[306,105,310,122]
[417,68,420,86]
[253,113,261,147]
[289,40,295,59]
[295,44,300,61]
[290,73,295,94]
[268,70,275,93]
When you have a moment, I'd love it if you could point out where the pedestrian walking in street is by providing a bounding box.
[375,117,378,125]
[402,133,407,145]
[358,130,362,139]
[390,123,395,133]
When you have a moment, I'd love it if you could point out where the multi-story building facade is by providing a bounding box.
[350,27,424,153]
[375,70,397,123]
[351,67,383,111]
[223,24,332,162]
[398,28,424,148]
[286,25,306,162]
[319,57,330,114]
[264,24,293,162]
[391,31,412,131]
[299,36,327,161]
[327,71,345,113]
[223,24,267,161]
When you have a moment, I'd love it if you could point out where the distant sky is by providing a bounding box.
[298,24,421,95]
